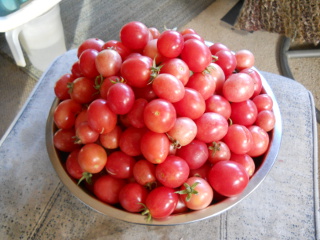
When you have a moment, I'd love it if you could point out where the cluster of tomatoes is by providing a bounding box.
[52,21,276,221]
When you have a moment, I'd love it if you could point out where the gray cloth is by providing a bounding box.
[0,50,319,239]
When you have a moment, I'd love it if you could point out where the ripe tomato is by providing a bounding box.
[255,110,276,132]
[71,61,82,78]
[53,128,80,152]
[240,68,262,98]
[99,125,122,149]
[54,73,75,100]
[54,99,82,130]
[214,50,236,78]
[209,42,230,55]
[235,49,255,71]
[160,58,190,86]
[207,141,231,165]
[252,93,273,112]
[177,177,213,210]
[75,121,99,144]
[157,30,184,58]
[142,186,178,220]
[79,49,100,79]
[140,131,170,164]
[69,77,98,104]
[120,21,150,50]
[102,40,132,60]
[87,99,117,134]
[65,149,83,179]
[180,39,212,72]
[78,143,107,174]
[205,94,231,120]
[93,175,126,204]
[95,49,122,77]
[77,38,104,57]
[107,82,135,114]
[119,182,148,212]
[247,125,270,157]
[167,117,197,147]
[142,39,167,65]
[173,88,205,120]
[126,98,148,128]
[148,27,160,39]
[222,73,255,103]
[185,72,216,100]
[230,99,258,126]
[121,55,152,88]
[208,160,249,197]
[99,76,120,100]
[176,139,209,170]
[207,62,225,94]
[223,124,253,155]
[230,153,255,177]
[195,112,228,143]
[155,155,190,188]
[143,99,176,133]
[152,73,185,103]
[133,159,157,188]
[105,151,136,179]
[119,127,147,156]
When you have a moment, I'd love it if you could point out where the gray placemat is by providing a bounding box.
[0,50,319,239]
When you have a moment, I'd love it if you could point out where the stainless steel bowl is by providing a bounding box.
[46,70,282,226]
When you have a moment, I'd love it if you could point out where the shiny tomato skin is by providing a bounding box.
[119,182,148,212]
[247,125,270,157]
[180,39,212,72]
[69,77,97,104]
[230,99,258,126]
[95,49,122,77]
[53,128,80,153]
[143,99,176,133]
[160,58,190,86]
[54,73,75,100]
[140,131,170,164]
[157,30,184,58]
[87,99,117,134]
[120,21,150,50]
[155,155,190,188]
[133,159,157,187]
[179,177,213,210]
[105,151,136,179]
[223,124,253,155]
[207,160,249,197]
[54,99,82,130]
[145,186,178,219]
[65,149,83,179]
[93,175,126,204]
[78,143,107,174]
[107,82,135,115]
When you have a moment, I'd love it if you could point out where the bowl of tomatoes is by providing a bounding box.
[46,21,282,225]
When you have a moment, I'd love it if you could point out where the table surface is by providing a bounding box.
[0,49,319,240]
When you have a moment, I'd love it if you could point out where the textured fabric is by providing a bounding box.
[0,50,318,239]
[235,0,320,45]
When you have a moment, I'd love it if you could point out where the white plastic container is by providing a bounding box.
[1,0,66,71]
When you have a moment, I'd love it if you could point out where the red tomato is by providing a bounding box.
[78,143,107,174]
[54,73,75,100]
[240,68,262,98]
[99,125,122,149]
[75,121,99,144]
[54,99,82,130]
[157,30,184,58]
[195,112,228,143]
[173,88,206,120]
[105,151,136,179]
[87,99,117,134]
[126,98,148,128]
[230,99,258,126]
[166,117,197,147]
[65,149,83,180]
[152,73,185,103]
[93,175,126,204]
[186,72,216,100]
[209,42,230,55]
[160,58,190,86]
[119,182,148,212]
[107,82,135,114]
[143,186,178,220]
[255,110,276,132]
[180,39,212,72]
[177,177,213,210]
[176,139,209,170]
[133,159,157,188]
[247,125,270,157]
[223,124,253,155]
[79,49,100,79]
[120,21,150,50]
[142,39,167,65]
[207,62,225,94]
[77,38,104,58]
[155,155,190,188]
[222,73,255,103]
[205,94,231,120]
[235,49,255,71]
[207,161,249,197]
[140,131,170,164]
[143,99,176,133]
[53,128,80,152]
[214,50,236,78]
[207,141,231,165]
[95,49,122,77]
[69,77,97,104]
[230,153,255,177]
[119,127,147,156]
[252,93,273,112]
[102,40,132,60]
